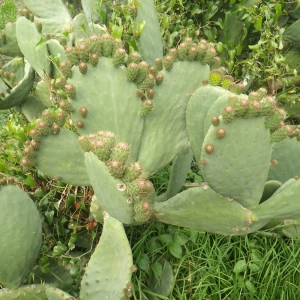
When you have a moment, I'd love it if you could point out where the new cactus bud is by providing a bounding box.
[221,75,234,89]
[101,33,113,57]
[146,88,155,99]
[89,53,99,67]
[156,73,164,85]
[123,162,143,182]
[55,77,67,90]
[136,61,149,84]
[79,107,88,118]
[178,42,187,60]
[110,142,130,164]
[164,55,174,71]
[211,116,220,126]
[127,178,154,197]
[77,120,84,128]
[234,98,248,117]
[54,111,67,126]
[215,128,226,139]
[155,58,163,71]
[41,109,54,126]
[257,87,268,99]
[35,21,42,33]
[235,83,245,94]
[149,66,157,76]
[187,47,197,61]
[112,38,124,52]
[260,96,276,115]
[79,62,88,74]
[60,61,72,78]
[113,48,127,67]
[97,131,116,150]
[128,52,141,64]
[65,84,76,99]
[52,123,60,135]
[200,159,206,165]
[21,157,35,170]
[209,69,223,86]
[184,37,193,47]
[140,99,154,116]
[136,89,145,99]
[92,140,111,161]
[127,63,139,82]
[65,46,80,66]
[204,143,215,154]
[222,105,235,123]
[264,108,286,131]
[106,160,126,178]
[89,35,101,55]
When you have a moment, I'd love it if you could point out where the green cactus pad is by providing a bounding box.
[0,62,34,110]
[0,22,22,56]
[138,61,210,174]
[90,195,105,224]
[260,180,282,203]
[200,116,272,209]
[34,80,52,107]
[136,0,163,64]
[80,213,133,300]
[81,0,102,23]
[186,85,229,163]
[16,17,51,79]
[85,152,134,224]
[20,95,47,121]
[0,284,47,300]
[34,17,72,35]
[0,185,42,289]
[35,128,90,186]
[2,57,24,85]
[47,39,68,76]
[159,143,193,202]
[22,0,71,21]
[253,178,300,221]
[68,57,144,161]
[46,287,74,300]
[268,137,300,183]
[154,185,253,235]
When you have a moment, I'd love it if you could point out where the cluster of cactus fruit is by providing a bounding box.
[2,0,300,299]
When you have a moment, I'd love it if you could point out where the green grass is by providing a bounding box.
[126,222,300,300]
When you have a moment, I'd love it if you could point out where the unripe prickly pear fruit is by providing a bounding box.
[155,58,163,71]
[30,140,39,150]
[187,47,197,61]
[106,160,126,178]
[23,145,35,159]
[78,135,92,152]
[101,33,113,57]
[127,63,139,82]
[113,48,127,67]
[123,162,143,182]
[77,43,90,62]
[270,126,289,142]
[264,108,286,131]
[222,105,235,123]
[149,66,157,76]
[110,142,130,164]
[113,38,124,52]
[136,89,145,99]
[178,42,187,60]
[196,42,207,61]
[52,123,60,134]
[21,157,35,170]
[55,77,67,90]
[29,129,42,141]
[168,48,178,60]
[128,52,141,64]
[60,61,72,78]
[248,91,260,102]
[89,53,99,67]
[41,110,54,126]
[156,73,164,85]
[89,35,101,55]
[65,46,80,66]
[127,178,154,198]
[202,47,217,65]
[138,73,155,89]
[35,21,42,33]
[133,199,151,213]
[164,55,174,71]
[65,84,76,99]
[134,210,151,222]
[54,111,67,126]
[79,107,88,118]
[79,62,88,74]
[136,61,149,84]
[210,56,221,69]
[37,121,49,136]
[257,87,268,99]
[91,139,111,161]
[140,99,154,116]
[146,88,155,99]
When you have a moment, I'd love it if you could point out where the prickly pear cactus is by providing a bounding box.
[0,185,42,289]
